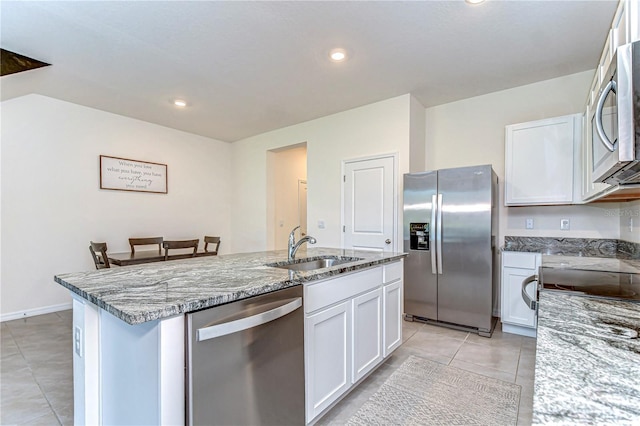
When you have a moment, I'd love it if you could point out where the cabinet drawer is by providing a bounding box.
[383,261,402,284]
[304,267,383,314]
[502,252,538,269]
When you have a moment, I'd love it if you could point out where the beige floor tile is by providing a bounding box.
[521,336,537,351]
[0,357,53,425]
[56,310,73,322]
[449,358,516,383]
[23,411,62,426]
[401,330,465,363]
[413,322,471,340]
[454,341,521,375]
[466,327,524,350]
[517,376,535,426]
[400,318,423,342]
[1,326,21,360]
[316,362,396,425]
[382,344,453,367]
[516,350,536,381]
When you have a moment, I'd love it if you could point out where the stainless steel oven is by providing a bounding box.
[522,267,640,313]
[591,40,640,185]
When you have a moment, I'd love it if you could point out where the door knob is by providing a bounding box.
[385,239,391,244]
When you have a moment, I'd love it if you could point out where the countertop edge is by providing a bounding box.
[55,253,407,325]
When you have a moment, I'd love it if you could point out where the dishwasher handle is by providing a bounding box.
[522,274,539,311]
[196,297,302,342]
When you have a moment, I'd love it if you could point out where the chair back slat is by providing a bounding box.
[204,236,221,254]
[163,239,199,260]
[129,237,163,254]
[89,241,110,269]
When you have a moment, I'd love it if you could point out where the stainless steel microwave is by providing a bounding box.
[591,40,640,185]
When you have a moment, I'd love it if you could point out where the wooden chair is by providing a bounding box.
[89,241,110,269]
[204,236,221,254]
[163,239,199,260]
[129,237,163,254]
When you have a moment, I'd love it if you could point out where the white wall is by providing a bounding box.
[424,70,623,243]
[230,94,414,253]
[1,94,232,319]
[620,200,640,243]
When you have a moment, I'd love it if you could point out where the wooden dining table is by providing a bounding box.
[108,249,217,267]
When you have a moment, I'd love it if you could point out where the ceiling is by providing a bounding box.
[1,1,618,142]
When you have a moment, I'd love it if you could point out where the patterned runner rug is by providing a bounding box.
[347,355,521,426]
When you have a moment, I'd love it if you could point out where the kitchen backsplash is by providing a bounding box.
[503,236,640,260]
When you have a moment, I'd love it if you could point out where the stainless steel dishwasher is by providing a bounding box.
[186,285,304,426]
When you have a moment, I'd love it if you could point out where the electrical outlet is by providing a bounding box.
[525,218,534,229]
[74,326,83,357]
[629,218,634,233]
[560,219,570,231]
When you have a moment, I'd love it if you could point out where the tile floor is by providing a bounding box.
[317,319,536,426]
[0,311,535,425]
[1,311,73,426]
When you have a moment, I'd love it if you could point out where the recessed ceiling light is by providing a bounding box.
[465,0,485,4]
[174,99,187,107]
[329,48,348,62]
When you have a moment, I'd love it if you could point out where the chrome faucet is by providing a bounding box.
[288,226,317,261]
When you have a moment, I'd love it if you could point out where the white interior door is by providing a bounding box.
[343,156,395,252]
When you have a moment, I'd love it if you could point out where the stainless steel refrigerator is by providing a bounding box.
[403,164,498,337]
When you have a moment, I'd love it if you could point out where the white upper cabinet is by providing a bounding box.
[505,114,582,206]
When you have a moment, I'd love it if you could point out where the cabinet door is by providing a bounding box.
[305,301,351,423]
[352,288,383,383]
[383,280,402,357]
[501,267,537,329]
[505,115,579,205]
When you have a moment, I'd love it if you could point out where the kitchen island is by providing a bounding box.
[54,247,406,425]
[534,291,640,424]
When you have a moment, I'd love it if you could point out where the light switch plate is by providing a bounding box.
[74,326,83,357]
[317,220,325,229]
[560,219,570,230]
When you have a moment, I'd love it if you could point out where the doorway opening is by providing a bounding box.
[266,143,308,250]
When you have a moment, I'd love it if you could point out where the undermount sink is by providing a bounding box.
[266,256,364,271]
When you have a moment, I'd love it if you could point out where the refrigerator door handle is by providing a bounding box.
[436,193,443,275]
[430,194,437,274]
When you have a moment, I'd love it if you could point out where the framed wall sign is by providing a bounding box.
[99,155,168,194]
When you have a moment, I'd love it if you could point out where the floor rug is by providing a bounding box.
[347,355,521,426]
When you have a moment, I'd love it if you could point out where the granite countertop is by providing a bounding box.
[533,291,640,424]
[541,255,640,273]
[502,236,640,272]
[55,247,406,325]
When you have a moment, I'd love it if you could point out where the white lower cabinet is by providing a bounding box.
[501,252,540,337]
[352,288,383,383]
[305,301,352,422]
[383,278,402,357]
[304,260,403,424]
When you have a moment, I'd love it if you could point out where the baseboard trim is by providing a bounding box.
[502,322,537,338]
[1,302,73,322]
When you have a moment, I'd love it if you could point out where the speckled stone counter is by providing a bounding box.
[533,291,640,424]
[55,247,406,325]
[542,255,640,273]
[502,236,640,272]
[503,236,640,260]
